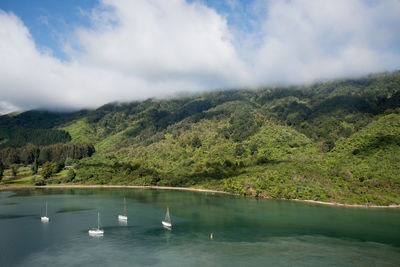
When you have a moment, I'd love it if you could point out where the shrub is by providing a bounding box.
[66,169,76,182]
[31,177,46,186]
[31,159,38,175]
[41,162,54,179]
[191,136,202,148]
[256,156,270,165]
[234,144,245,157]
[11,164,18,177]
[0,161,3,181]
[65,157,76,166]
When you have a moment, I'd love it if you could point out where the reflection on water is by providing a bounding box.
[0,188,399,266]
[164,227,171,244]
[0,214,35,220]
[57,207,93,213]
[0,202,18,205]
[118,220,128,227]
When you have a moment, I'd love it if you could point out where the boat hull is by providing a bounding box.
[162,221,172,228]
[88,229,104,236]
[118,215,128,221]
[41,216,49,222]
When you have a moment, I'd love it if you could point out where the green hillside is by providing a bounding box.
[1,71,400,205]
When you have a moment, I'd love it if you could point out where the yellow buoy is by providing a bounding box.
[210,233,213,240]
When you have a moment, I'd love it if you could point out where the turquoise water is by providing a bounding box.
[0,188,400,266]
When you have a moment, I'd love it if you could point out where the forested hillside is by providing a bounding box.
[1,71,400,205]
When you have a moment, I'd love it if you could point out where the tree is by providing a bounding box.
[31,158,38,175]
[322,140,335,152]
[38,148,51,164]
[191,136,202,148]
[11,164,18,177]
[66,169,76,182]
[52,161,64,174]
[41,162,53,179]
[234,144,245,157]
[31,177,45,186]
[20,143,39,164]
[249,143,258,155]
[0,161,3,181]
[65,157,76,166]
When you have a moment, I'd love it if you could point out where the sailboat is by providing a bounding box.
[162,207,172,228]
[41,202,49,222]
[118,197,128,222]
[88,212,104,236]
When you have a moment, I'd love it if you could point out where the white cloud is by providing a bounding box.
[0,1,248,113]
[0,100,19,114]
[72,0,247,82]
[252,0,400,83]
[0,0,399,113]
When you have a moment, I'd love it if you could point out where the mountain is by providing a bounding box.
[1,71,400,205]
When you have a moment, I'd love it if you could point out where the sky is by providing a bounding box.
[0,0,399,114]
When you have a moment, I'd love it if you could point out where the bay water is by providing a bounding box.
[0,188,399,266]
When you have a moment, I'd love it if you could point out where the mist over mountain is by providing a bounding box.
[1,0,399,114]
[1,71,400,205]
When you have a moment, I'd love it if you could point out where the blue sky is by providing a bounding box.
[0,0,399,113]
[0,0,97,60]
[0,0,263,60]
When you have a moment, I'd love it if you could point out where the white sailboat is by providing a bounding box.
[88,212,104,236]
[118,197,128,222]
[162,207,172,228]
[41,202,49,222]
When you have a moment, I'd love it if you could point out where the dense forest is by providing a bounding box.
[1,71,400,205]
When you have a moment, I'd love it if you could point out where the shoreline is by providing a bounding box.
[1,184,399,209]
[0,184,233,195]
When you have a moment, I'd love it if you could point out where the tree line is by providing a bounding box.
[0,127,71,149]
[0,142,95,167]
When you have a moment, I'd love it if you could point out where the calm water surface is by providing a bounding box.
[0,188,399,266]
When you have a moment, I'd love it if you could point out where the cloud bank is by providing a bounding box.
[0,0,399,113]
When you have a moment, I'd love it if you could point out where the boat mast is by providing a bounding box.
[97,212,100,230]
[165,207,170,223]
[45,202,47,217]
[124,197,127,217]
